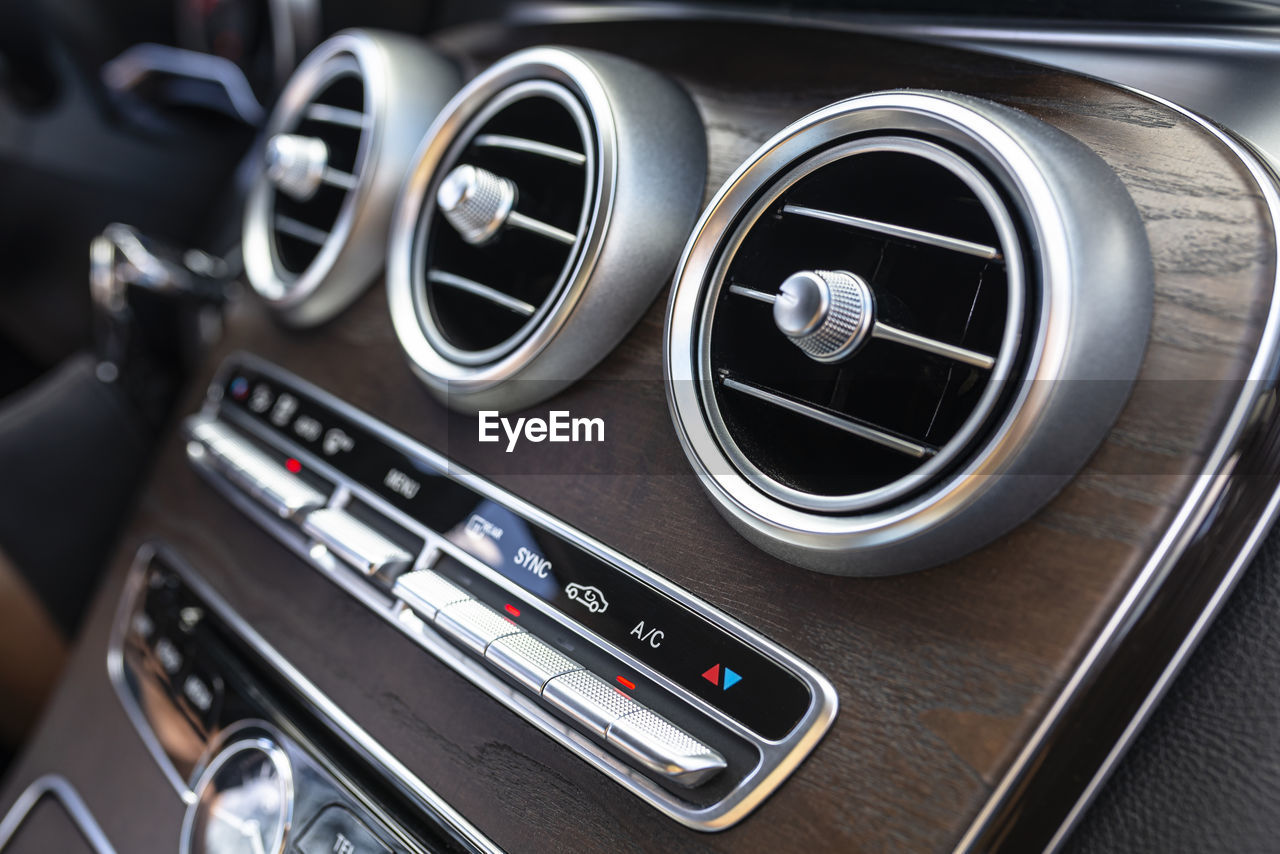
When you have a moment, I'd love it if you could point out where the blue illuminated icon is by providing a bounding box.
[723,668,742,690]
[230,377,250,400]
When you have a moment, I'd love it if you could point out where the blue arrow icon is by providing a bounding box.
[722,667,742,690]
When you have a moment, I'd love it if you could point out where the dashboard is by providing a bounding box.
[2,2,1280,852]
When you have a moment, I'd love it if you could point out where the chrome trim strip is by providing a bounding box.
[782,203,1003,260]
[109,544,503,854]
[107,548,198,803]
[473,133,589,165]
[189,354,839,832]
[1047,475,1280,852]
[0,775,116,853]
[989,106,1280,854]
[101,43,265,125]
[722,376,934,458]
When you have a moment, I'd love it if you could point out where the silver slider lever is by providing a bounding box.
[437,164,577,246]
[737,269,997,370]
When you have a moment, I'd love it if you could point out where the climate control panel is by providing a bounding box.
[181,355,837,830]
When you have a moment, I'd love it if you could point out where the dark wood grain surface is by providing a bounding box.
[2,17,1275,854]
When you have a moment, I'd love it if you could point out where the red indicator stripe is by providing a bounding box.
[616,676,636,691]
[503,603,521,618]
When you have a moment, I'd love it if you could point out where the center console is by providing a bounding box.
[177,354,836,832]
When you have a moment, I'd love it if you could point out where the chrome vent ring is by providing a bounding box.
[705,134,1028,513]
[243,30,459,326]
[665,90,1153,576]
[389,46,707,413]
[414,77,595,368]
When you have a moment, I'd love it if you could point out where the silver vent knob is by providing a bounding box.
[773,269,874,362]
[437,164,516,245]
[266,133,329,202]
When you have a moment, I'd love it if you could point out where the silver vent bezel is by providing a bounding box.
[389,46,707,413]
[665,90,1153,576]
[699,135,1028,514]
[243,30,459,327]
[262,52,369,292]
[412,78,597,368]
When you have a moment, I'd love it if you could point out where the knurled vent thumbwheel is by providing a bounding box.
[773,270,874,362]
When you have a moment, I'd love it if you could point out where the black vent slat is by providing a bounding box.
[706,143,1024,500]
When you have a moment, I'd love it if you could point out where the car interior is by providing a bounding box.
[2,1,1280,851]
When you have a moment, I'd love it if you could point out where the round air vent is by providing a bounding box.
[666,91,1153,576]
[388,47,706,412]
[243,30,459,326]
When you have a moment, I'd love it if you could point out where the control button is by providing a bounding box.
[182,669,224,727]
[542,670,643,738]
[296,804,391,854]
[701,663,743,690]
[303,508,412,577]
[392,570,470,621]
[323,428,355,456]
[434,599,524,656]
[188,419,325,519]
[247,383,273,413]
[485,633,583,694]
[607,709,728,788]
[182,673,215,713]
[153,636,183,675]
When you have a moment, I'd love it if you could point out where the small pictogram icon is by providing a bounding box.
[701,664,743,690]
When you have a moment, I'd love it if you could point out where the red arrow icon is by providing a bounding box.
[702,664,721,685]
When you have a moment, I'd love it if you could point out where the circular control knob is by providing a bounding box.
[265,134,329,202]
[181,734,294,854]
[773,269,874,362]
[437,164,516,245]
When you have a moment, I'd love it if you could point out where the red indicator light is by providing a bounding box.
[616,676,636,691]
[503,603,521,618]
[285,458,302,474]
